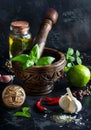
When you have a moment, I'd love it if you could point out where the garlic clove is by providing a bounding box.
[59,94,72,113]
[68,100,77,113]
[72,97,82,112]
[0,75,14,83]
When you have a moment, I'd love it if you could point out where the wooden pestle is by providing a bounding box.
[31,8,58,57]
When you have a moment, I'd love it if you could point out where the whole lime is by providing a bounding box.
[67,64,91,87]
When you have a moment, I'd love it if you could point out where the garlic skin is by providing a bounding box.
[59,88,82,114]
[72,97,82,113]
[0,75,14,83]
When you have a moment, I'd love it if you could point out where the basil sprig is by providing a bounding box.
[11,44,55,70]
[14,107,31,118]
[64,48,83,72]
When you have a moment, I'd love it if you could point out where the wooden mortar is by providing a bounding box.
[12,48,66,95]
[12,8,66,95]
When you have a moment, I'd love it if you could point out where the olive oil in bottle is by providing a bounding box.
[9,21,32,58]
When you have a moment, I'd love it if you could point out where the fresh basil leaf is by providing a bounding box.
[14,112,31,118]
[67,48,74,55]
[29,44,40,62]
[22,107,30,112]
[76,57,82,64]
[64,67,71,73]
[67,63,72,68]
[64,63,72,72]
[14,112,24,117]
[66,53,70,60]
[11,54,30,64]
[68,56,75,62]
[36,56,55,66]
[23,112,31,118]
[76,50,80,57]
[23,60,34,70]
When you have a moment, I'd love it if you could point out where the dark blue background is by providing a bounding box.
[1,1,91,130]
[0,0,91,56]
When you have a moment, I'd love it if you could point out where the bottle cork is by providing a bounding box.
[10,21,29,34]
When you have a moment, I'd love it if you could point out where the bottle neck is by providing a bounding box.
[10,26,30,35]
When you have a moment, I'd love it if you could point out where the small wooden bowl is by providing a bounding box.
[12,48,66,95]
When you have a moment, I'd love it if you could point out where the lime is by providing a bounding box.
[67,65,91,87]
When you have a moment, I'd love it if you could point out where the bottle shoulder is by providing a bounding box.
[9,33,32,39]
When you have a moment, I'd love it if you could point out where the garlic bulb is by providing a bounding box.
[59,87,82,113]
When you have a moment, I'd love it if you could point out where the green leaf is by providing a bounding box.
[23,112,31,118]
[36,56,55,66]
[14,112,24,117]
[68,56,75,62]
[11,54,30,64]
[64,63,72,73]
[76,50,80,57]
[76,57,82,64]
[66,54,70,60]
[67,63,72,68]
[64,67,70,73]
[67,48,74,56]
[22,107,30,112]
[29,44,40,62]
[23,60,34,70]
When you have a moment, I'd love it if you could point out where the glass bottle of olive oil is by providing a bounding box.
[9,21,32,58]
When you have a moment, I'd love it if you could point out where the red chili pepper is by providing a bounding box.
[36,98,47,112]
[45,100,59,105]
[44,96,61,102]
[44,96,61,105]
